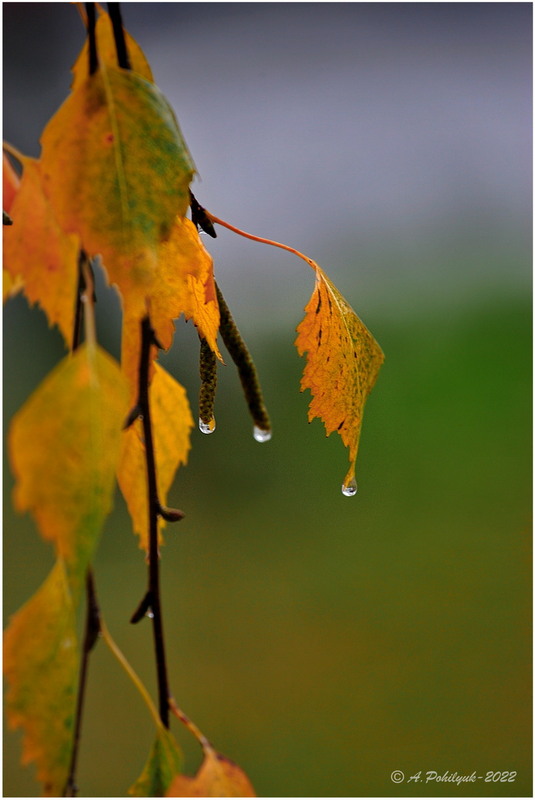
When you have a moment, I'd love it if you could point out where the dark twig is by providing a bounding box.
[63,255,101,797]
[63,571,101,797]
[107,3,132,70]
[85,3,99,76]
[190,191,217,238]
[128,317,173,726]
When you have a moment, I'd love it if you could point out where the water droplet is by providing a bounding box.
[199,417,216,434]
[253,426,272,443]
[145,610,154,619]
[341,478,358,497]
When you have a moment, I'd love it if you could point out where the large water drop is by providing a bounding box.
[253,426,272,443]
[199,417,216,434]
[341,478,358,497]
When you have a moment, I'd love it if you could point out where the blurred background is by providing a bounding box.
[3,3,531,797]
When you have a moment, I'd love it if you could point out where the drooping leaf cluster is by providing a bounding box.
[4,5,383,796]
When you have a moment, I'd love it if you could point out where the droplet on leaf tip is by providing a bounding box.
[199,417,216,434]
[253,426,272,443]
[341,478,358,497]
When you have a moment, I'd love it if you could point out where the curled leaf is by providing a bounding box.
[295,267,384,490]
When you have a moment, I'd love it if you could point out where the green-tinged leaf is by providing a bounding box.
[117,363,194,549]
[129,727,182,797]
[3,157,79,344]
[8,343,129,590]
[40,66,195,313]
[295,266,384,491]
[4,559,78,797]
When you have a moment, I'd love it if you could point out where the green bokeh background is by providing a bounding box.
[3,3,531,798]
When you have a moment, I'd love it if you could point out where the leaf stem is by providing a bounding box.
[107,3,132,70]
[169,698,211,750]
[205,210,319,273]
[100,619,162,730]
[63,570,101,798]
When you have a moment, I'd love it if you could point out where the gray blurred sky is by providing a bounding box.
[3,2,532,326]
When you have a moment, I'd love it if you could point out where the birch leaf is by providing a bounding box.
[295,267,384,492]
[8,343,129,589]
[117,363,194,549]
[72,7,153,89]
[3,157,79,341]
[120,217,221,400]
[167,747,255,798]
[3,151,20,211]
[3,559,78,797]
[40,66,195,312]
[129,727,182,797]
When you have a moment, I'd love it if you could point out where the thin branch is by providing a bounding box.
[107,3,132,70]
[63,571,101,798]
[63,255,100,797]
[129,316,171,727]
[85,3,99,76]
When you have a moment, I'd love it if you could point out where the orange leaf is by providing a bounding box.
[9,343,129,587]
[117,363,194,549]
[120,217,221,401]
[4,559,78,797]
[3,151,20,212]
[3,157,79,343]
[295,266,384,493]
[72,7,154,89]
[167,747,255,798]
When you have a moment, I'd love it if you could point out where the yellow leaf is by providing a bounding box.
[167,747,256,798]
[121,217,221,401]
[151,216,221,355]
[129,727,182,797]
[40,66,195,306]
[9,344,129,586]
[4,559,78,797]
[3,157,79,344]
[117,363,193,549]
[72,7,154,89]
[295,267,384,492]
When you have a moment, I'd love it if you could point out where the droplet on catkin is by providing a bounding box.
[199,417,216,434]
[253,426,272,443]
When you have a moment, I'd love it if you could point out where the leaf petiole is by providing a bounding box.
[204,209,318,274]
[100,618,163,731]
